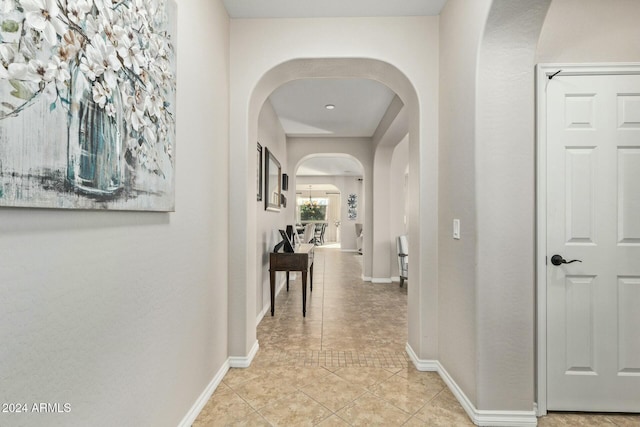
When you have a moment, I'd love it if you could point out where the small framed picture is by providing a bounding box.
[257,142,263,201]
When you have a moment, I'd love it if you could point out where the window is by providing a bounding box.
[298,197,328,221]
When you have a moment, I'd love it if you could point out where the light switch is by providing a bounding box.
[453,219,461,240]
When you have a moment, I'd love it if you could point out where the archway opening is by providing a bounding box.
[295,154,365,250]
[229,57,436,368]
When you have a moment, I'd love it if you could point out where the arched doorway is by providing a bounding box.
[294,154,366,251]
[228,57,438,366]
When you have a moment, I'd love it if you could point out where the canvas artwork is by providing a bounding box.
[0,0,177,211]
[347,193,357,220]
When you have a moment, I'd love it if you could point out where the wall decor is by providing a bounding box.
[347,193,357,220]
[256,142,263,201]
[264,147,281,212]
[0,0,177,211]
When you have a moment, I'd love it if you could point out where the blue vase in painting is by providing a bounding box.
[67,66,124,197]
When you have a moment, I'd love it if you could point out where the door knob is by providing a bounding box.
[551,255,582,266]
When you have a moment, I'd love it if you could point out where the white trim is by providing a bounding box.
[340,249,358,253]
[256,304,270,325]
[361,275,372,282]
[539,62,640,78]
[439,363,537,427]
[405,342,438,371]
[371,278,393,284]
[177,359,230,427]
[391,276,400,282]
[256,276,287,325]
[407,343,537,427]
[535,63,640,415]
[535,63,550,416]
[229,340,259,368]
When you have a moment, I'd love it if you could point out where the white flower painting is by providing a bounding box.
[347,193,357,220]
[0,0,176,211]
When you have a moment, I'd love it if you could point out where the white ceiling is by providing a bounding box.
[223,0,447,19]
[295,184,341,193]
[296,156,363,177]
[269,79,395,138]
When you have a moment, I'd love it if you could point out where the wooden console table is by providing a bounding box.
[269,243,314,317]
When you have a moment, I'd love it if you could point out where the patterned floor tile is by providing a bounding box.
[192,248,624,426]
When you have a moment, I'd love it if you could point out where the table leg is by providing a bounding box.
[301,270,307,317]
[286,271,290,292]
[310,264,313,292]
[270,269,276,316]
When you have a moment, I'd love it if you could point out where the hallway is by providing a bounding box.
[193,248,639,426]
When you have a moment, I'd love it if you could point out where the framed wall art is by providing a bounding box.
[0,0,177,211]
[347,193,357,220]
[264,148,281,212]
[257,142,263,202]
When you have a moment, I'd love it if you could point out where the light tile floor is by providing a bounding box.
[193,248,640,426]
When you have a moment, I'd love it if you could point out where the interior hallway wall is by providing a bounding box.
[389,136,409,279]
[256,100,291,318]
[475,0,550,411]
[371,146,394,282]
[0,0,231,425]
[536,0,640,63]
[438,0,491,408]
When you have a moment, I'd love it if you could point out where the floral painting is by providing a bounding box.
[0,0,176,211]
[347,193,357,220]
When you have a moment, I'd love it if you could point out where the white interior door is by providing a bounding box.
[546,72,640,412]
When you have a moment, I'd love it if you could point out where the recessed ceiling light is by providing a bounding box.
[325,104,335,110]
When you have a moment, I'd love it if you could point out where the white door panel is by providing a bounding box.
[547,74,640,412]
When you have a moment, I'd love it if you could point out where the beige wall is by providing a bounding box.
[389,136,409,278]
[475,0,551,411]
[256,100,291,319]
[0,0,231,425]
[438,0,491,408]
[439,0,552,413]
[537,0,640,63]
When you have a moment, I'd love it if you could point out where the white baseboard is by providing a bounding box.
[341,249,358,253]
[371,278,393,284]
[361,275,372,282]
[405,343,538,427]
[391,276,400,282]
[405,342,439,371]
[256,304,270,325]
[256,276,287,325]
[229,340,259,368]
[178,359,230,427]
[180,340,263,426]
[472,409,537,426]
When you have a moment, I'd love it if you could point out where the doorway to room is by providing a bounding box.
[296,184,341,246]
[253,73,410,358]
[229,57,436,376]
[294,154,366,251]
[537,63,640,413]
